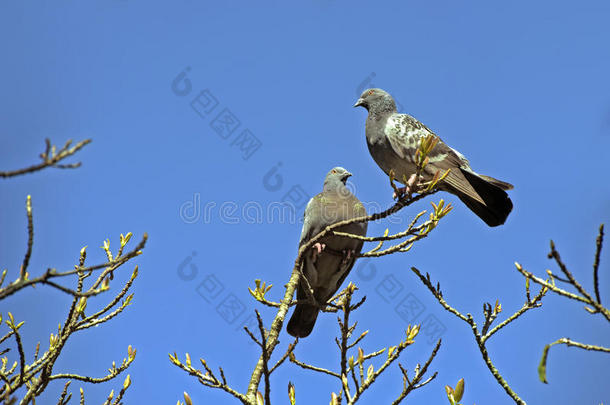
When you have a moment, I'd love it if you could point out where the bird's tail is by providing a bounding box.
[477,174,514,191]
[446,169,513,227]
[287,300,319,338]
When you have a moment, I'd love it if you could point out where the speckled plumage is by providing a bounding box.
[355,88,513,227]
[287,167,367,338]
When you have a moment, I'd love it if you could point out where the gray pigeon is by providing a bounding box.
[354,88,513,227]
[287,167,367,338]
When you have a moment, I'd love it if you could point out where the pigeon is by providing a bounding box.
[287,167,367,338]
[354,88,513,227]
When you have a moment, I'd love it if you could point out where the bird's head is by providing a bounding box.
[353,88,396,113]
[325,167,352,185]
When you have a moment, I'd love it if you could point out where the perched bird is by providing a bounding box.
[287,167,367,338]
[354,88,513,227]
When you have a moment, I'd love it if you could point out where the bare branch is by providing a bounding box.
[538,337,610,384]
[245,267,301,402]
[0,139,91,178]
[48,345,135,384]
[269,340,298,374]
[411,267,469,323]
[514,229,610,322]
[0,234,147,301]
[593,224,604,305]
[20,196,34,280]
[254,311,271,405]
[392,339,441,404]
[483,286,547,343]
[411,267,527,404]
[548,240,596,307]
[168,353,248,404]
[289,355,341,379]
[286,286,437,405]
[1,230,144,403]
[56,381,71,405]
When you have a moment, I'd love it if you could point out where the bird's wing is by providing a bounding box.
[383,113,431,160]
[384,114,466,172]
[384,114,458,165]
[319,195,368,301]
[383,113,487,202]
[299,195,320,247]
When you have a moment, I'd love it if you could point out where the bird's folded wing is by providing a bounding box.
[384,114,430,159]
[385,114,466,174]
[299,195,318,247]
[442,169,485,204]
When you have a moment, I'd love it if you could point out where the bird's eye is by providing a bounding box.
[368,90,374,96]
[331,169,336,174]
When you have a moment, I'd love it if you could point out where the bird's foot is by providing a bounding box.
[312,242,326,262]
[393,174,424,199]
[340,249,355,266]
[393,186,407,200]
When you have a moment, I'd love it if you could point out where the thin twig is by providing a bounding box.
[548,240,596,308]
[269,340,298,374]
[255,311,271,405]
[13,324,26,386]
[412,267,527,404]
[483,286,547,343]
[592,224,604,305]
[289,356,341,379]
[0,234,147,300]
[392,339,441,404]
[56,381,71,405]
[550,337,609,353]
[20,196,34,280]
[516,263,610,322]
[411,267,469,322]
[0,139,91,178]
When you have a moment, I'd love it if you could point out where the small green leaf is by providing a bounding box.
[123,374,131,389]
[538,344,551,383]
[183,391,193,405]
[454,378,464,402]
[445,385,455,405]
[288,381,296,405]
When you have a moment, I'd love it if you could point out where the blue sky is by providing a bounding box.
[1,1,609,404]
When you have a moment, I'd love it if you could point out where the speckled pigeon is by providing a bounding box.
[287,167,367,338]
[354,88,513,227]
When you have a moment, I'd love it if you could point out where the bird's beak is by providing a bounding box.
[342,172,352,181]
[353,98,364,108]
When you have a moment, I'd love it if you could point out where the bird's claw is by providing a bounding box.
[314,242,326,254]
[393,186,408,200]
[312,242,326,262]
[340,249,355,266]
[393,173,424,199]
